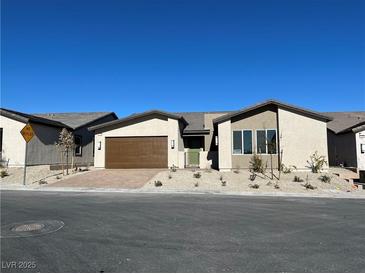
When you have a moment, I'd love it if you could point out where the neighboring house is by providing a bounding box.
[90,100,331,171]
[324,112,365,171]
[0,108,117,167]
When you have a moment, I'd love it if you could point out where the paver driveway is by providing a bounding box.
[46,169,163,189]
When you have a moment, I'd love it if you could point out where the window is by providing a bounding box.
[256,130,267,154]
[74,135,82,156]
[0,128,2,159]
[267,129,277,154]
[256,129,277,154]
[233,131,242,154]
[232,130,253,155]
[243,130,252,154]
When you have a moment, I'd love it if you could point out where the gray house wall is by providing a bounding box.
[27,114,116,166]
[327,130,357,168]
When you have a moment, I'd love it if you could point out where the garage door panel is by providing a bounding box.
[105,137,167,168]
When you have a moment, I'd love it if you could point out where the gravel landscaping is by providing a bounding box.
[143,168,363,195]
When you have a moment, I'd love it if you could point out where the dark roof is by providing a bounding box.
[323,112,365,134]
[33,112,117,130]
[174,111,229,132]
[213,99,332,124]
[89,110,187,131]
[0,108,70,128]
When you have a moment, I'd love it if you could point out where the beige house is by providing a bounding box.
[90,100,331,171]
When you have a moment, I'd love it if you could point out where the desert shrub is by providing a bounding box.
[249,154,266,173]
[307,152,327,173]
[319,174,331,183]
[194,182,199,187]
[274,183,280,189]
[0,170,9,178]
[193,172,201,179]
[266,181,272,186]
[219,175,223,181]
[38,179,47,185]
[154,180,163,187]
[170,165,177,172]
[249,183,260,189]
[221,180,227,186]
[56,175,61,180]
[168,173,172,179]
[304,182,317,190]
[233,170,240,174]
[293,176,304,182]
[280,164,297,174]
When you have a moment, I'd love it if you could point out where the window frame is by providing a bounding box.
[255,129,278,155]
[74,135,82,156]
[232,130,243,155]
[232,129,253,155]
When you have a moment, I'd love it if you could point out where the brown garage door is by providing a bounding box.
[105,136,168,169]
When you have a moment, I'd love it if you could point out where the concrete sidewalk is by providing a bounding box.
[1,184,365,199]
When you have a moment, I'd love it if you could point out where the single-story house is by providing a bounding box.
[324,111,365,171]
[0,108,117,167]
[89,100,331,171]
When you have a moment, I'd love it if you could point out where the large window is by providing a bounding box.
[233,131,242,154]
[233,130,253,155]
[74,135,82,156]
[243,130,253,154]
[256,129,277,154]
[256,130,267,154]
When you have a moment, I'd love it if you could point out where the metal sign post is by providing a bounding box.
[20,124,35,186]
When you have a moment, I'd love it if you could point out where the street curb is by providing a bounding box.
[1,186,365,199]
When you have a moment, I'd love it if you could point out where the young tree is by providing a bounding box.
[56,128,75,175]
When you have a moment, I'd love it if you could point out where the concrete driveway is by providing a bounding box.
[46,169,162,189]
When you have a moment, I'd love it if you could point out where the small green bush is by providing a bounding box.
[304,182,317,190]
[249,154,266,174]
[219,175,223,181]
[170,165,177,172]
[38,179,47,185]
[221,180,227,186]
[280,164,297,174]
[193,172,201,179]
[0,170,9,178]
[194,182,199,187]
[249,183,260,189]
[154,180,163,187]
[274,183,280,189]
[293,176,304,182]
[319,174,331,183]
[168,173,172,179]
[307,152,327,173]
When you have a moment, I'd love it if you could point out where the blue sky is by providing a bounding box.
[2,0,364,117]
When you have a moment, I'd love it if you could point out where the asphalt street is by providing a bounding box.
[1,191,365,272]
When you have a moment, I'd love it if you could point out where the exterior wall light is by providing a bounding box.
[171,140,175,149]
[215,136,218,146]
[97,141,102,150]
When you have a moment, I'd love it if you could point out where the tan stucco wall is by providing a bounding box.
[94,117,181,168]
[0,115,26,166]
[218,120,232,171]
[231,108,278,169]
[278,107,328,170]
[204,113,228,151]
[356,130,365,170]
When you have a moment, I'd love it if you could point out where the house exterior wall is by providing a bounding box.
[278,107,328,170]
[94,117,181,168]
[327,130,357,168]
[231,107,278,169]
[218,120,232,171]
[27,123,63,165]
[356,130,365,170]
[0,115,26,166]
[204,113,228,151]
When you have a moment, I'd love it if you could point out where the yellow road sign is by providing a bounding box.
[20,124,35,143]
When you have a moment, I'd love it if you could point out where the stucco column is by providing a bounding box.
[218,120,232,171]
